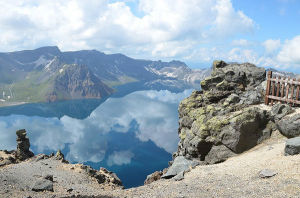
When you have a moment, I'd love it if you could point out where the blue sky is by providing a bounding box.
[0,0,299,72]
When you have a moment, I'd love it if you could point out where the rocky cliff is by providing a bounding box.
[175,60,273,164]
[48,64,113,102]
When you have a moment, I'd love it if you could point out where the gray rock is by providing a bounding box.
[227,93,240,103]
[144,171,163,185]
[179,116,194,128]
[239,90,262,105]
[277,113,300,138]
[31,179,53,192]
[0,159,13,167]
[35,154,48,162]
[221,107,269,153]
[55,150,64,160]
[259,169,277,178]
[285,137,300,155]
[176,61,270,165]
[162,156,199,179]
[173,171,184,181]
[271,104,293,121]
[43,174,53,182]
[205,145,236,164]
[15,129,34,161]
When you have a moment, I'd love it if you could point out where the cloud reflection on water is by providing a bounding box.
[0,89,192,164]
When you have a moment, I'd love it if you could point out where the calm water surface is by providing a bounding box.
[0,89,192,188]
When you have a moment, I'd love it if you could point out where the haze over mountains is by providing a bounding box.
[0,46,211,104]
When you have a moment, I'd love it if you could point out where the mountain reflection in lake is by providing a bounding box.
[0,89,192,188]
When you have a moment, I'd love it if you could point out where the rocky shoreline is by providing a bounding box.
[1,60,300,197]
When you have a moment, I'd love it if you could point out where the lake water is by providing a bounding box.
[0,89,192,188]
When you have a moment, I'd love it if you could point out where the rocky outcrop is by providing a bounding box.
[175,60,273,164]
[0,129,123,196]
[285,137,300,155]
[15,129,34,161]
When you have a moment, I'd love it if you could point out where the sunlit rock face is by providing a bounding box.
[175,60,276,164]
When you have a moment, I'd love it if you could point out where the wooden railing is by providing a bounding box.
[265,71,300,106]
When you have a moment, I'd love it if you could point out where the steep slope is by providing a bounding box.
[1,58,113,103]
[48,63,113,102]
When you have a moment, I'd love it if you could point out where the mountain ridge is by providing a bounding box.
[0,46,210,104]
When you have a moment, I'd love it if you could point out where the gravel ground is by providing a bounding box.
[0,156,121,198]
[1,131,299,198]
[112,131,300,198]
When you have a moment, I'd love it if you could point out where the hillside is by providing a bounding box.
[0,58,113,103]
[0,46,210,104]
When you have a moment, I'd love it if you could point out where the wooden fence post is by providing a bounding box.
[265,71,272,105]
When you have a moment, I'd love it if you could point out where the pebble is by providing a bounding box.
[259,169,277,178]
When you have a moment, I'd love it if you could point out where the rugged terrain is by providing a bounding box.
[1,60,300,197]
[0,46,210,105]
[1,129,299,198]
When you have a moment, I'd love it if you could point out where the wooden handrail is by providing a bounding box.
[265,70,300,106]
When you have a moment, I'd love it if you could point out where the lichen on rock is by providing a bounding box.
[175,60,272,164]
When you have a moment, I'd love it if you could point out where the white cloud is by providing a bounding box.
[277,35,300,66]
[263,39,281,54]
[0,0,255,60]
[232,39,252,47]
[107,150,134,166]
[0,90,191,163]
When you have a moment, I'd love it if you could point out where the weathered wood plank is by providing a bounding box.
[267,95,300,105]
[269,78,300,85]
[271,80,276,105]
[291,78,296,106]
[296,79,300,104]
[286,77,290,104]
[276,76,281,98]
[281,77,286,97]
[265,71,272,105]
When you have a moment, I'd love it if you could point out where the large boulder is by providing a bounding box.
[221,107,269,153]
[31,179,54,192]
[175,61,271,165]
[161,156,199,179]
[285,137,300,155]
[277,113,300,138]
[204,145,236,164]
[271,104,293,121]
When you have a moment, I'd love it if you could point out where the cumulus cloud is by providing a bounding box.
[277,35,300,66]
[107,150,134,166]
[0,0,254,60]
[263,39,281,54]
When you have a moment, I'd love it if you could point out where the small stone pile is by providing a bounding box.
[15,129,34,161]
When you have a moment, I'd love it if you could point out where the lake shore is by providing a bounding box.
[0,101,28,107]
